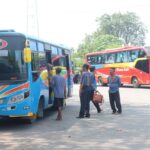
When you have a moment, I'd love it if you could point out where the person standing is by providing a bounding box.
[77,64,92,118]
[107,68,122,114]
[51,68,66,120]
[89,66,102,113]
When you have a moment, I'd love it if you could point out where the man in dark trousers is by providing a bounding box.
[77,64,92,118]
[90,66,102,113]
[107,68,122,114]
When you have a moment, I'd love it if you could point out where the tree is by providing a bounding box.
[96,12,147,45]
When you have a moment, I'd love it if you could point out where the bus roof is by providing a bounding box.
[86,46,145,56]
[0,30,71,51]
[0,30,26,38]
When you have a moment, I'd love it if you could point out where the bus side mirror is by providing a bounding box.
[24,48,31,63]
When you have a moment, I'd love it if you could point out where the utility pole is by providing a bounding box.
[26,0,39,37]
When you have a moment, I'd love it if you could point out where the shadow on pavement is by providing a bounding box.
[0,99,150,150]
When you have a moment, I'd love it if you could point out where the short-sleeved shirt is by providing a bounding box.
[51,75,66,98]
[107,75,121,93]
[90,73,97,90]
[80,72,92,87]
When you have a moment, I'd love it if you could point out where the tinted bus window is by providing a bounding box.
[58,48,62,55]
[128,50,139,62]
[139,50,146,58]
[105,53,116,64]
[31,52,39,71]
[39,52,46,67]
[30,40,37,51]
[116,51,128,63]
[87,55,98,64]
[135,59,149,73]
[51,46,58,55]
[97,55,103,64]
[38,42,44,52]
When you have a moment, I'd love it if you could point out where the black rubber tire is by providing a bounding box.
[37,99,44,119]
[132,77,140,88]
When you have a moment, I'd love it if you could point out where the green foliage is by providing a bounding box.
[73,12,147,67]
[96,12,147,45]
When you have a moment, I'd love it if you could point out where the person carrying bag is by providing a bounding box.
[89,66,103,113]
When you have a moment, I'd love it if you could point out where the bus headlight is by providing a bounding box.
[8,93,24,104]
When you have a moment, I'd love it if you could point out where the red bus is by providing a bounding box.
[86,46,150,87]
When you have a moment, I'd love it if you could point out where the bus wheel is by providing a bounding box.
[37,99,44,119]
[132,77,140,88]
[98,77,104,86]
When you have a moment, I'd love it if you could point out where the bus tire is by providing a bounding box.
[37,98,44,119]
[132,77,140,88]
[98,76,104,86]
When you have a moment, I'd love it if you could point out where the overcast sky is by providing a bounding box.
[0,0,150,48]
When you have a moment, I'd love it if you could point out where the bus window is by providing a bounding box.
[87,56,91,64]
[97,55,102,64]
[39,52,46,68]
[116,51,128,63]
[128,50,139,62]
[101,54,106,64]
[31,52,39,71]
[135,59,149,73]
[106,53,116,64]
[38,42,44,52]
[30,40,37,51]
[139,50,146,58]
[51,46,58,55]
[87,56,94,64]
[58,48,62,55]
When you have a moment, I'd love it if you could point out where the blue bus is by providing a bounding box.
[0,30,73,123]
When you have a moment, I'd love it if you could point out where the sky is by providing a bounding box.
[0,0,150,48]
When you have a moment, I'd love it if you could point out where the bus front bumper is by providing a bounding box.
[0,99,34,118]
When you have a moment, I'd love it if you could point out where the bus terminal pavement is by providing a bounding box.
[0,84,150,150]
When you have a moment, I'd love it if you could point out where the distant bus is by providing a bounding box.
[86,46,150,88]
[0,30,73,122]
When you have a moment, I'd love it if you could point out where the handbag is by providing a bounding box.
[93,90,104,103]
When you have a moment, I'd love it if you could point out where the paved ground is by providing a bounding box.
[0,85,150,150]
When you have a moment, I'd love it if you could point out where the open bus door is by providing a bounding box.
[45,50,54,104]
[46,51,52,64]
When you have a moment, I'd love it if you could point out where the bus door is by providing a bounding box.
[45,50,53,104]
[46,51,52,64]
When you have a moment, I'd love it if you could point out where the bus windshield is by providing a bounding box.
[0,49,28,83]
